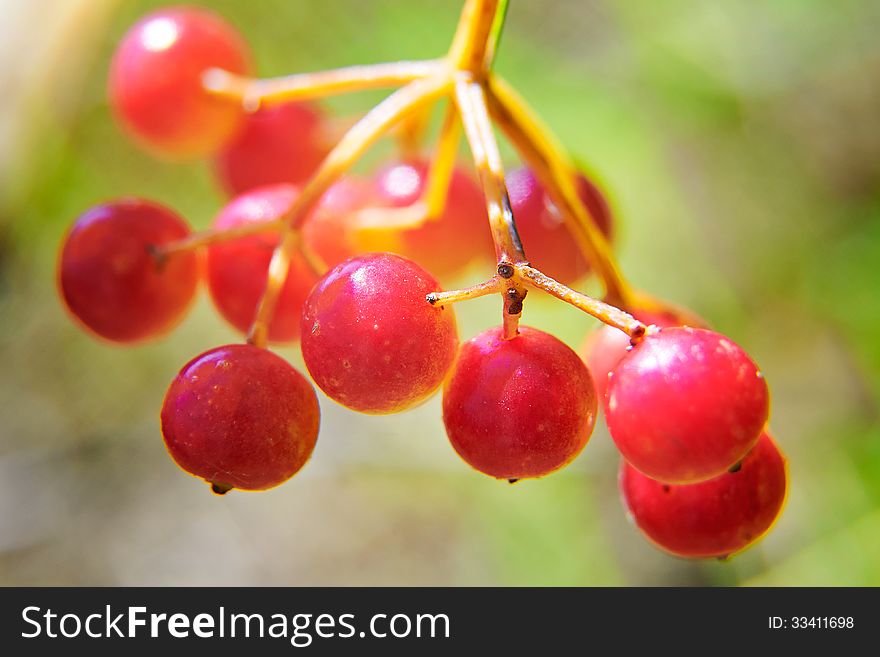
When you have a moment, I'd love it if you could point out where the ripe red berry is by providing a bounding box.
[214,101,329,196]
[301,253,459,414]
[109,7,251,158]
[443,326,597,480]
[507,167,614,285]
[161,344,319,492]
[620,432,787,558]
[580,307,705,401]
[299,175,378,268]
[58,198,199,343]
[371,160,493,280]
[206,184,317,343]
[605,327,770,484]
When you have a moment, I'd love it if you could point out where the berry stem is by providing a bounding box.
[455,77,528,339]
[156,219,285,258]
[354,101,460,231]
[395,104,432,157]
[422,102,462,222]
[487,76,635,308]
[202,60,441,110]
[483,0,510,70]
[279,75,452,232]
[519,265,646,339]
[455,78,525,266]
[426,276,500,305]
[247,229,299,348]
[449,0,502,74]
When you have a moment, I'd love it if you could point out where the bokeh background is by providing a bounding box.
[1,0,879,586]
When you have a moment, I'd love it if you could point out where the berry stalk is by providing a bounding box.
[203,60,440,110]
[426,276,500,306]
[455,78,525,267]
[156,217,286,259]
[487,76,634,307]
[519,265,646,339]
[448,0,502,73]
[455,77,528,339]
[354,102,460,231]
[482,0,510,70]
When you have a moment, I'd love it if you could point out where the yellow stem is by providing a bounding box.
[448,0,502,73]
[454,77,525,265]
[247,230,299,347]
[422,102,462,222]
[426,276,501,305]
[455,75,527,340]
[519,265,646,339]
[354,101,460,232]
[395,105,432,157]
[487,76,634,307]
[157,219,283,258]
[203,60,440,110]
[482,0,509,70]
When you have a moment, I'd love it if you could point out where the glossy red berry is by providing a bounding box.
[507,167,614,285]
[161,344,319,492]
[581,307,705,401]
[109,7,251,158]
[620,432,787,558]
[605,327,769,484]
[443,326,597,480]
[206,184,317,343]
[58,198,199,343]
[299,176,377,268]
[214,101,329,196]
[301,253,459,414]
[371,160,493,280]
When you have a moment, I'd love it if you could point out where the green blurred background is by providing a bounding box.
[1,0,879,586]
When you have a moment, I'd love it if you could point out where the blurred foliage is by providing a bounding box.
[1,0,878,585]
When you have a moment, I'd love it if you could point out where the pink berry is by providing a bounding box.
[605,327,769,483]
[301,253,459,414]
[443,326,597,480]
[109,7,251,158]
[59,198,199,343]
[162,344,320,492]
[214,101,329,195]
[620,432,787,558]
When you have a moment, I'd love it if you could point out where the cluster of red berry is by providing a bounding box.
[56,5,786,560]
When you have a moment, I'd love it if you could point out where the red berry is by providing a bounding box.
[300,176,377,268]
[301,253,459,414]
[580,307,705,401]
[443,326,597,480]
[620,432,787,558]
[371,160,493,280]
[507,167,614,285]
[206,184,317,343]
[109,7,251,158]
[214,101,329,196]
[58,198,199,343]
[605,327,770,484]
[161,344,319,492]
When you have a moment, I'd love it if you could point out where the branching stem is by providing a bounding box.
[163,0,645,344]
[487,76,635,307]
